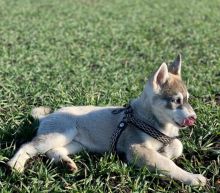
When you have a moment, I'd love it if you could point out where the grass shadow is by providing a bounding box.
[1,115,38,150]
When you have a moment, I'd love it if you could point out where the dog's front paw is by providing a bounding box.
[188,174,207,186]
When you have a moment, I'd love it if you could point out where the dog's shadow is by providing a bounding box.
[8,115,38,148]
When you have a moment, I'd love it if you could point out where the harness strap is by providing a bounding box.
[110,105,176,152]
[128,116,174,145]
[110,120,127,152]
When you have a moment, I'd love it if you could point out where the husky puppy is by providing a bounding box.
[7,55,206,186]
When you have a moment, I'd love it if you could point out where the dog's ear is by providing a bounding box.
[168,54,182,76]
[152,62,169,90]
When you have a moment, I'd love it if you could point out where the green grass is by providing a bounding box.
[0,0,219,192]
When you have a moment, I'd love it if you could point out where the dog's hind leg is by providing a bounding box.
[7,129,77,172]
[46,141,84,172]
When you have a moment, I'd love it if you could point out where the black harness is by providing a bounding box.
[110,105,176,152]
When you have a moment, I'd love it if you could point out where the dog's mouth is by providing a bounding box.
[174,121,185,128]
[174,117,196,128]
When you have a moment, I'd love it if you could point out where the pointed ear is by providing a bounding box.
[152,62,169,90]
[168,54,182,75]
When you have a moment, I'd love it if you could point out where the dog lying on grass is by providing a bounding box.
[7,54,206,186]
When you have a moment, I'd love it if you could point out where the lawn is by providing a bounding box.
[0,0,219,192]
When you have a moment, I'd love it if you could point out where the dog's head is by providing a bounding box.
[143,54,196,128]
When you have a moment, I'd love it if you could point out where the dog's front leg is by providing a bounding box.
[161,139,183,159]
[126,144,206,186]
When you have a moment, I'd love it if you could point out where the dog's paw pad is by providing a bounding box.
[63,160,78,172]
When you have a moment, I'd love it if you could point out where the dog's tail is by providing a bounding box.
[31,106,52,119]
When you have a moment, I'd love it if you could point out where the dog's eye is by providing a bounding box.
[171,98,182,104]
[176,98,181,104]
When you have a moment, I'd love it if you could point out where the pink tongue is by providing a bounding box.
[183,117,195,126]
